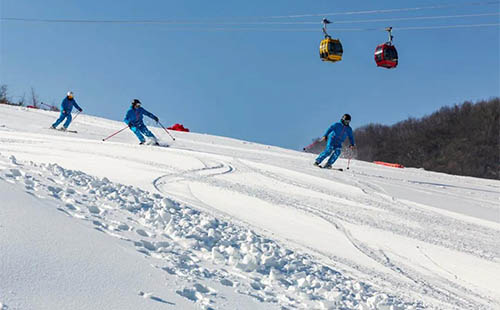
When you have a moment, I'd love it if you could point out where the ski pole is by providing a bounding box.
[157,121,176,141]
[303,140,317,151]
[40,102,58,110]
[303,137,323,151]
[72,111,82,122]
[347,147,354,170]
[102,126,129,142]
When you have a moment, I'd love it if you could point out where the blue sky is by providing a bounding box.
[1,1,499,149]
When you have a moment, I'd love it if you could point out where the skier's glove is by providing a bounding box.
[153,116,159,122]
[128,123,133,128]
[78,108,83,112]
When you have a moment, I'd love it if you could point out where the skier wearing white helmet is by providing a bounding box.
[51,91,83,130]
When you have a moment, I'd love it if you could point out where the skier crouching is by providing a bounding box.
[51,91,83,130]
[124,99,160,145]
[314,113,355,169]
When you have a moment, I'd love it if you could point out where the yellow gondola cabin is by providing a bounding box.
[319,18,343,63]
[320,37,343,62]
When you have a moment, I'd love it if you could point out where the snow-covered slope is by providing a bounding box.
[0,105,499,310]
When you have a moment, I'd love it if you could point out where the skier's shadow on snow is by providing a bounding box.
[139,292,175,306]
[150,296,175,305]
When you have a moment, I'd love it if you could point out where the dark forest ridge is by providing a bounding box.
[354,98,499,179]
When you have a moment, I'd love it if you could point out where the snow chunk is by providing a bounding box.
[211,247,225,263]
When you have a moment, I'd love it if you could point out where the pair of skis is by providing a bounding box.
[318,165,344,172]
[49,127,78,134]
[313,154,352,172]
[314,163,344,171]
[315,158,352,172]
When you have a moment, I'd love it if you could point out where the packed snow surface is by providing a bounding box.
[0,105,499,310]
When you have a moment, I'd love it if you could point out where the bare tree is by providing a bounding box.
[0,85,8,104]
[18,92,26,106]
[30,87,39,108]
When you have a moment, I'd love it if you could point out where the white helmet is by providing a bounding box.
[67,91,74,98]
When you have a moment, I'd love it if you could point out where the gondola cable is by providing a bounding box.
[4,12,499,25]
[2,1,499,25]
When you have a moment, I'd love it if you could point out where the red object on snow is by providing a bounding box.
[26,105,39,109]
[373,161,404,168]
[167,123,190,132]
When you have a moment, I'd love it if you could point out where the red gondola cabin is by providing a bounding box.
[375,27,398,69]
[374,43,398,69]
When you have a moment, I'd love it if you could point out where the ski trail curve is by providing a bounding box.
[152,157,495,309]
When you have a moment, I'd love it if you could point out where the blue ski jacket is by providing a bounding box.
[124,106,158,126]
[323,121,355,147]
[61,97,82,114]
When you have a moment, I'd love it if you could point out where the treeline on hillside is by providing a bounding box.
[354,98,499,180]
[0,84,59,111]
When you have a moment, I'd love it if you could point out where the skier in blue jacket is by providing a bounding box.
[314,114,355,168]
[124,99,160,145]
[51,91,83,130]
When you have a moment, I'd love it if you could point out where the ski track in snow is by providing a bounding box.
[153,155,499,309]
[0,154,422,310]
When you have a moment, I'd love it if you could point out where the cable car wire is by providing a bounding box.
[181,23,500,32]
[391,23,500,31]
[2,1,499,25]
[230,13,500,25]
[2,16,498,32]
[260,1,500,19]
[333,12,500,24]
[3,12,499,27]
[80,23,496,32]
